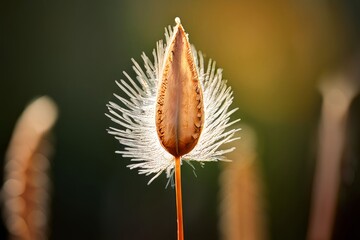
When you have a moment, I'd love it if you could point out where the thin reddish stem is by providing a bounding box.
[175,156,184,240]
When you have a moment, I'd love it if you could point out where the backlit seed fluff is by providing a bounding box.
[106,18,240,184]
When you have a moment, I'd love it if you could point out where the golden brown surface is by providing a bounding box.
[156,23,204,157]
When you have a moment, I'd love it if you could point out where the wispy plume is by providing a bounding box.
[106,18,240,183]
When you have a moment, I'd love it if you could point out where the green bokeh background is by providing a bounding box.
[1,0,360,239]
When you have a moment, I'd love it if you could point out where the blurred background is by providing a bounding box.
[1,0,360,239]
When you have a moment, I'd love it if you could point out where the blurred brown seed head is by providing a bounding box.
[219,125,267,240]
[2,96,58,240]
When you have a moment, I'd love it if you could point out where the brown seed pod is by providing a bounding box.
[156,19,204,158]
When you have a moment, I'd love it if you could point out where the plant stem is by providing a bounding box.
[175,156,184,240]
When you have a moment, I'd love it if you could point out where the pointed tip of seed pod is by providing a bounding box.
[175,17,181,25]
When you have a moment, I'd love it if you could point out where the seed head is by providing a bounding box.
[106,18,240,183]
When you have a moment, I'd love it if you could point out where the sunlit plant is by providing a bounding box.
[106,17,240,240]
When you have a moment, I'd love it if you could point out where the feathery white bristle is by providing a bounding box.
[107,20,240,183]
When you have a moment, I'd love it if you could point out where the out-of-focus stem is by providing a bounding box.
[175,156,184,240]
[307,72,359,240]
[219,125,267,240]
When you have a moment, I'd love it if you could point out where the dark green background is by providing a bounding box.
[1,0,360,239]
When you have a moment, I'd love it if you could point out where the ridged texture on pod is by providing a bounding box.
[156,22,204,157]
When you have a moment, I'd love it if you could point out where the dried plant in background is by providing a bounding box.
[106,18,239,239]
[219,125,267,240]
[307,49,360,240]
[2,96,58,240]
